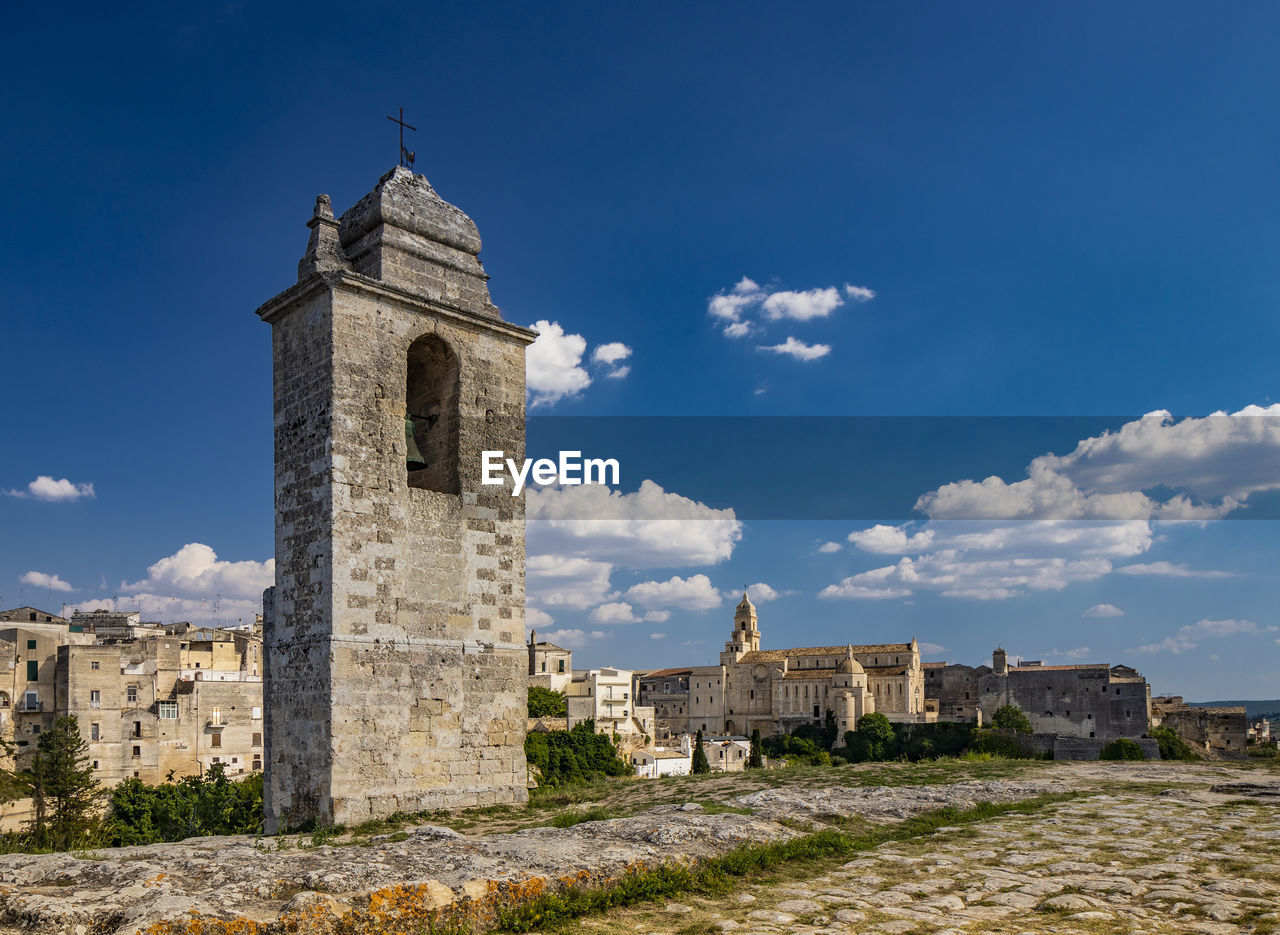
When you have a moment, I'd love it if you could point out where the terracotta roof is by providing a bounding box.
[866,666,908,676]
[922,662,946,669]
[640,667,693,679]
[738,643,912,663]
[533,641,571,653]
[782,668,836,679]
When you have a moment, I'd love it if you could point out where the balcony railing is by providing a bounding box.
[17,700,42,713]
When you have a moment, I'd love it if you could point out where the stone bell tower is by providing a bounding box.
[255,167,536,831]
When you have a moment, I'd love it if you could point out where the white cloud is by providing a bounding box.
[525,321,591,407]
[6,476,96,502]
[625,574,723,611]
[1115,561,1236,578]
[819,581,913,600]
[120,543,273,600]
[542,628,606,649]
[746,582,780,602]
[590,601,640,624]
[847,524,936,554]
[762,287,844,322]
[918,642,946,655]
[1083,603,1124,618]
[527,480,742,568]
[643,610,671,623]
[917,406,1280,521]
[707,278,874,343]
[591,342,631,366]
[525,607,556,633]
[759,337,830,361]
[73,544,274,626]
[591,342,632,380]
[1132,618,1277,655]
[650,632,666,640]
[526,555,615,610]
[20,571,74,592]
[76,544,273,624]
[1045,646,1094,659]
[707,277,764,323]
[818,541,842,553]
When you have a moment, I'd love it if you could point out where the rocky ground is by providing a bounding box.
[0,760,1275,934]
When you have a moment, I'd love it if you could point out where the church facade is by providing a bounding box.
[640,593,928,740]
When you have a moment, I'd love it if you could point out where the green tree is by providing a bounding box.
[29,716,102,850]
[691,729,711,774]
[854,712,895,762]
[991,705,1033,734]
[528,686,567,718]
[748,728,763,768]
[1150,726,1197,761]
[1100,738,1146,761]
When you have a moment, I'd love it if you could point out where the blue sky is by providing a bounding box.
[2,2,1278,699]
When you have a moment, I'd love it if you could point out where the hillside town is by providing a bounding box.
[528,591,1255,775]
[3,588,1261,811]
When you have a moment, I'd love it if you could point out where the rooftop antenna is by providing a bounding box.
[386,107,417,171]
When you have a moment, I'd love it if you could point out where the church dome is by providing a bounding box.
[836,646,863,674]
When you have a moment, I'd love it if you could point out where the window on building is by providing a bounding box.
[132,746,140,758]
[90,660,100,670]
[252,732,262,746]
[405,333,461,493]
[127,686,138,704]
[158,701,178,720]
[26,639,36,649]
[252,757,261,771]
[90,723,100,741]
[557,659,565,672]
[90,690,101,709]
[92,761,98,769]
[132,721,142,738]
[26,660,38,681]
[252,706,262,720]
[211,732,222,748]
[23,690,38,710]
[541,662,546,672]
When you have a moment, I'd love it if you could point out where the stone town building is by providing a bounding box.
[256,167,535,830]
[1151,696,1248,756]
[0,607,264,784]
[635,667,692,737]
[567,667,655,744]
[639,593,922,740]
[526,631,572,693]
[924,647,1152,740]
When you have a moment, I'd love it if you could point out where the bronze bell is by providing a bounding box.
[405,415,428,471]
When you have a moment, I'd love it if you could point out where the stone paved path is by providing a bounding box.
[579,788,1280,934]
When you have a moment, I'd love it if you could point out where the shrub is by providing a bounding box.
[748,729,763,769]
[1100,738,1146,761]
[1150,726,1197,761]
[968,729,1041,759]
[528,686,567,718]
[991,705,1033,734]
[524,721,629,786]
[109,764,263,845]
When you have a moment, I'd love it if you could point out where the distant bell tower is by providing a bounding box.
[722,591,761,663]
[256,166,537,831]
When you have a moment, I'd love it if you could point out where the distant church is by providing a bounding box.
[639,592,926,739]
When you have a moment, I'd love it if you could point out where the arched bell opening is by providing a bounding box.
[405,333,461,494]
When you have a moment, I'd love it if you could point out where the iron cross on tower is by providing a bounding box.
[386,107,417,170]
